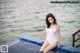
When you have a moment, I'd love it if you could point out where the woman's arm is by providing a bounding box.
[56,25,64,45]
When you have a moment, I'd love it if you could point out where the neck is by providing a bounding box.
[50,23,56,26]
[51,23,54,25]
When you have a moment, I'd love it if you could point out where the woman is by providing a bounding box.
[39,13,64,53]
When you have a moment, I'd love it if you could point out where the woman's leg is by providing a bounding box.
[39,40,50,52]
[43,41,58,53]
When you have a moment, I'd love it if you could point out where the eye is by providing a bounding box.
[48,19,52,21]
[51,19,53,20]
[48,19,51,21]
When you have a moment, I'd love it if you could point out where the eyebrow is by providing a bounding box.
[48,18,52,20]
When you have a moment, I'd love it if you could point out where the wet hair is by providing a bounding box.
[46,13,57,28]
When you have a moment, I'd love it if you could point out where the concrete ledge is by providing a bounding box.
[20,36,80,53]
[7,40,20,48]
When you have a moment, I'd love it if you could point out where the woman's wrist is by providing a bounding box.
[60,40,64,45]
[58,39,63,43]
[58,39,61,42]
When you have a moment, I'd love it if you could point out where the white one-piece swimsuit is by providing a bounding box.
[46,27,58,44]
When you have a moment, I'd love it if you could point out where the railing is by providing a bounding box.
[72,30,80,47]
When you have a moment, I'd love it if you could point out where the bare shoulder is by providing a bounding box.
[55,24,60,30]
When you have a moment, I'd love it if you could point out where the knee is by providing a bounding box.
[39,49,43,52]
[43,49,48,53]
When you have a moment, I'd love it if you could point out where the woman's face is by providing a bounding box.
[48,17,54,24]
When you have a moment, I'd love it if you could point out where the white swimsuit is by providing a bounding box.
[46,27,58,44]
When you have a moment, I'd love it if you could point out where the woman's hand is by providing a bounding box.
[60,41,64,45]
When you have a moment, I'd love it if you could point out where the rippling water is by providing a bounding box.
[0,0,80,45]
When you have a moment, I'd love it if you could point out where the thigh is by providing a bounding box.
[40,40,50,50]
[44,41,58,52]
[49,41,58,49]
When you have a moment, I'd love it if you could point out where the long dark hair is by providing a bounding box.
[46,13,57,28]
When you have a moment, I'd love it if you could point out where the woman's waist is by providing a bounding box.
[47,33,56,35]
[47,36,57,39]
[47,34,57,37]
[46,37,57,40]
